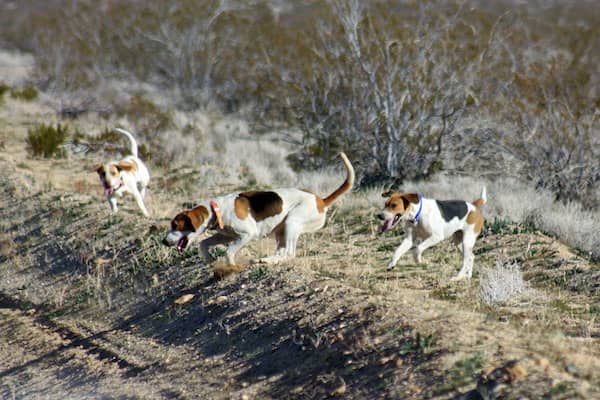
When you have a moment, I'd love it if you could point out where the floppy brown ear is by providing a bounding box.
[92,164,103,174]
[187,206,209,231]
[401,193,420,206]
[116,161,135,172]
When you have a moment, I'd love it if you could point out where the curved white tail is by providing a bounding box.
[115,128,139,158]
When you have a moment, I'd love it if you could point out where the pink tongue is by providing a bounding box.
[177,237,188,253]
[380,219,394,233]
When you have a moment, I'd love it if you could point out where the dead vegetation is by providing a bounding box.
[0,1,599,398]
[0,99,599,399]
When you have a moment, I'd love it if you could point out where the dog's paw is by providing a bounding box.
[256,256,282,265]
[450,274,470,282]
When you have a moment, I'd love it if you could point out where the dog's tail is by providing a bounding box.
[322,152,355,207]
[115,128,139,158]
[472,186,487,209]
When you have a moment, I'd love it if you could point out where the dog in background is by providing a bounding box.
[378,187,486,280]
[94,128,150,217]
[162,153,355,278]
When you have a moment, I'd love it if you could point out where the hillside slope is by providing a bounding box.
[1,101,599,399]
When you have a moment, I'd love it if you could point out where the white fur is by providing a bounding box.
[380,187,486,280]
[96,128,150,217]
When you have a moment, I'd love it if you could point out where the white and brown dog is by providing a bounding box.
[163,153,354,275]
[378,187,486,280]
[95,128,150,217]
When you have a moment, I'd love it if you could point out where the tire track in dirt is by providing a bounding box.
[0,292,149,378]
[0,292,167,399]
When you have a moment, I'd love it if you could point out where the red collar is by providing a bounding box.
[210,200,224,230]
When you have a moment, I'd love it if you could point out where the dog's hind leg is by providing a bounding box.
[451,230,477,281]
[259,220,302,264]
[132,189,149,217]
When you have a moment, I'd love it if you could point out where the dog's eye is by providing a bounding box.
[390,203,397,208]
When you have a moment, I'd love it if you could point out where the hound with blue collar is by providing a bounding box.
[377,187,487,280]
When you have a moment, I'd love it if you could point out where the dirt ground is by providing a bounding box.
[1,101,599,399]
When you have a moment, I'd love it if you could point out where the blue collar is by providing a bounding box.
[413,194,423,225]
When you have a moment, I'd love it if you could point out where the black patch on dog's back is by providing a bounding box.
[436,200,468,222]
[239,191,283,221]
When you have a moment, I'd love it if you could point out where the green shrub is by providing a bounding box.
[10,85,38,101]
[26,123,69,158]
[0,83,9,97]
[118,95,174,133]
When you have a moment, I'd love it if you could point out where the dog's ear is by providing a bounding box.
[401,193,420,208]
[92,164,103,174]
[187,205,210,231]
[116,161,135,172]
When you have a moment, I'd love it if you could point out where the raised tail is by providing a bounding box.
[115,128,139,158]
[322,152,355,207]
[472,186,487,209]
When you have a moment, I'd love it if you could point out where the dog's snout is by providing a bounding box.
[376,213,385,221]
[162,237,170,246]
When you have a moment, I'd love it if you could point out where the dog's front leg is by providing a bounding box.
[388,237,413,270]
[200,234,235,263]
[413,234,444,263]
[108,196,118,213]
[225,234,253,266]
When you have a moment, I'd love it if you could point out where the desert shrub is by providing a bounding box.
[71,127,153,161]
[479,259,532,307]
[262,1,479,184]
[0,83,9,98]
[2,0,599,202]
[26,123,69,158]
[10,85,38,101]
[116,95,174,133]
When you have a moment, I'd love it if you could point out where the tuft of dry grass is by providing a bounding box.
[478,258,535,307]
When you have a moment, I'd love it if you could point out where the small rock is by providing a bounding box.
[537,357,550,374]
[565,364,577,375]
[174,294,194,305]
[289,386,303,394]
[380,355,395,365]
[330,381,347,397]
[216,295,228,304]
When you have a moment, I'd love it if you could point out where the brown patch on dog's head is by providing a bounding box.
[378,192,420,233]
[171,205,209,232]
[381,192,419,215]
[238,191,283,222]
[466,209,484,235]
